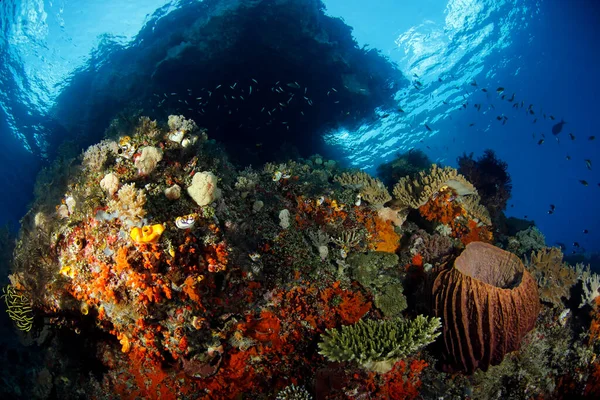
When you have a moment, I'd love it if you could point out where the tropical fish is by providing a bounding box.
[425,124,432,131]
[549,115,555,120]
[496,87,504,93]
[579,180,588,186]
[569,133,576,140]
[585,159,592,170]
[537,139,544,145]
[552,120,566,135]
[508,93,515,102]
[583,229,589,234]
[589,136,596,141]
[398,107,405,112]
[566,155,571,160]
[481,88,488,92]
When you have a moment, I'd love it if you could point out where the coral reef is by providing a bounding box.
[1,285,34,332]
[525,247,578,307]
[457,150,512,222]
[377,149,432,188]
[392,164,477,209]
[334,171,391,206]
[507,226,546,257]
[317,315,441,373]
[6,112,600,399]
[432,242,540,373]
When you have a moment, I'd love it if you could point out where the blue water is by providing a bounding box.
[0,0,599,256]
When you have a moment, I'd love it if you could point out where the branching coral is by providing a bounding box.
[318,315,441,373]
[334,171,391,206]
[577,264,600,308]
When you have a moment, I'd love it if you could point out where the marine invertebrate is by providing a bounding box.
[100,172,120,196]
[525,247,577,307]
[334,171,391,206]
[164,184,181,200]
[457,150,512,221]
[392,165,477,209]
[432,242,540,373]
[82,139,119,171]
[167,114,198,133]
[107,183,147,225]
[130,224,165,244]
[2,285,34,332]
[317,315,441,373]
[377,149,432,188]
[577,264,600,308]
[134,146,163,175]
[276,384,313,400]
[187,171,221,206]
[408,230,453,264]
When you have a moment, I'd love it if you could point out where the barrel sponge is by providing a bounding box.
[432,242,540,373]
[187,171,221,206]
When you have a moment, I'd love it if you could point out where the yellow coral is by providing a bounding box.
[334,171,391,205]
[2,285,34,332]
[392,165,476,209]
[130,224,165,243]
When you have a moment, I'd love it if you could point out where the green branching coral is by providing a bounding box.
[318,315,442,373]
[2,285,34,332]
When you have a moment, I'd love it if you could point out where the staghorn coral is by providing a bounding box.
[334,171,391,206]
[107,183,147,225]
[433,242,540,373]
[318,315,441,373]
[525,247,577,307]
[392,165,477,210]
